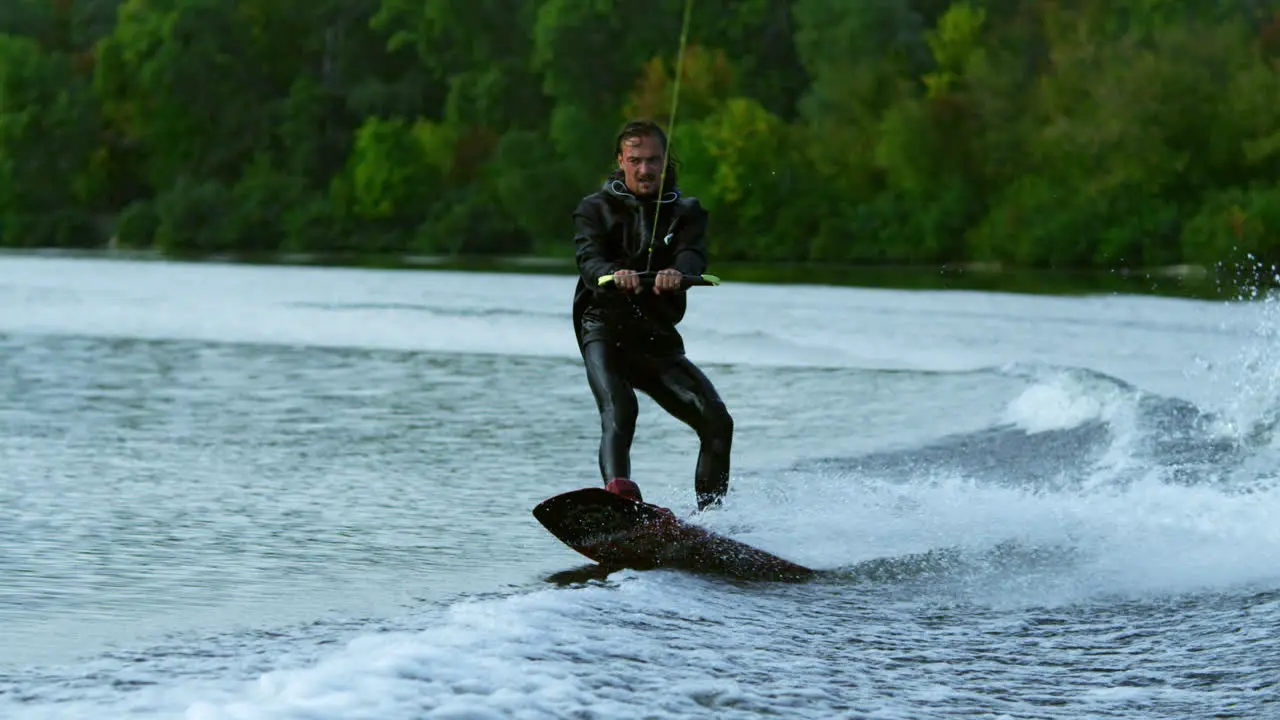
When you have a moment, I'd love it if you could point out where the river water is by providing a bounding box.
[0,255,1277,719]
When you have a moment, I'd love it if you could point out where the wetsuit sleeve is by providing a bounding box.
[573,199,619,287]
[670,202,709,276]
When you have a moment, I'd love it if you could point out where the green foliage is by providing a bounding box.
[0,33,100,246]
[486,129,580,253]
[114,199,157,248]
[341,116,454,221]
[230,155,312,253]
[374,0,546,130]
[94,0,269,188]
[680,97,813,261]
[1183,184,1280,265]
[922,1,986,98]
[153,177,237,253]
[2,0,1280,275]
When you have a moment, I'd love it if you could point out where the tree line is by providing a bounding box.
[1,0,1279,270]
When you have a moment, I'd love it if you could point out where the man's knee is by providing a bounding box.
[701,401,733,445]
[600,395,639,434]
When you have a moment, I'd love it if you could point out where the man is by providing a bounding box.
[570,119,734,512]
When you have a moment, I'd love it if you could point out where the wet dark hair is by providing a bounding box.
[610,119,679,190]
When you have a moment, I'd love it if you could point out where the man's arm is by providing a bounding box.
[573,199,619,287]
[669,201,709,276]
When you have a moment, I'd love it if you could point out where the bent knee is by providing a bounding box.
[701,402,733,440]
[600,399,638,431]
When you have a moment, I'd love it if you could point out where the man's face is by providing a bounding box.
[617,134,665,198]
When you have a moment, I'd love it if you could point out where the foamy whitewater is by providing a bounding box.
[1,256,1278,719]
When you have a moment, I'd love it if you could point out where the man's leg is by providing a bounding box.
[581,340,642,498]
[633,353,734,510]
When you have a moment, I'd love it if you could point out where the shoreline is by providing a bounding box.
[0,246,1256,301]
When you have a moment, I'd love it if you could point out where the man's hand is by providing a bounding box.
[653,268,682,294]
[613,269,642,293]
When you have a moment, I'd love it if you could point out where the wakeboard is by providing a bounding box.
[533,487,814,582]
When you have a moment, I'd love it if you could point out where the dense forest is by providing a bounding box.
[1,0,1279,270]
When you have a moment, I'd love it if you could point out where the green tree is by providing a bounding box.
[340,116,453,221]
[0,34,100,247]
[374,0,544,131]
[788,0,933,256]
[94,0,270,189]
[679,97,812,261]
[0,0,121,53]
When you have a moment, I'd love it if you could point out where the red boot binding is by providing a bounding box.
[604,477,643,502]
[604,477,675,518]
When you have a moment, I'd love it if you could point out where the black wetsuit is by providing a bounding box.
[571,177,734,511]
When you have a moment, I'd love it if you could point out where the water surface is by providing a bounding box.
[1,256,1277,719]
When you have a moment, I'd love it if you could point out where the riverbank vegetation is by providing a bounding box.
[1,0,1278,279]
